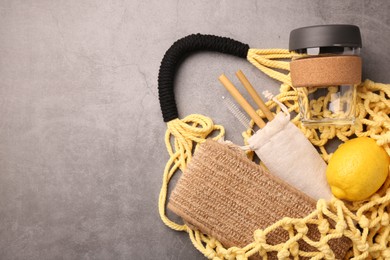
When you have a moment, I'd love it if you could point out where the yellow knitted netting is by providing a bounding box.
[159,49,390,259]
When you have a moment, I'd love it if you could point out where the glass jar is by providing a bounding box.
[289,25,362,126]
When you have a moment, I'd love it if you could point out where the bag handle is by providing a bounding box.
[158,34,250,122]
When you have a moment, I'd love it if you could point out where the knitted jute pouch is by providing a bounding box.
[167,139,351,259]
[158,34,390,259]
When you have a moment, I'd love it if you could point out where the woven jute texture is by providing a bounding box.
[168,139,351,259]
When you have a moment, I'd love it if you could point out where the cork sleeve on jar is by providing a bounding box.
[290,56,362,88]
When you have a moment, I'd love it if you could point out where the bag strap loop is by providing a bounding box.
[158,33,250,122]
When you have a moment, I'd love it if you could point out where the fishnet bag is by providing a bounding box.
[158,34,390,259]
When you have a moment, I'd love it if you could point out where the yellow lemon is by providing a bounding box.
[326,137,389,201]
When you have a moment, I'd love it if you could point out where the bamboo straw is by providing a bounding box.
[218,74,266,129]
[236,70,274,121]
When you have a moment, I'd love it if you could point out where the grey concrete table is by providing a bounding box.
[1,1,390,259]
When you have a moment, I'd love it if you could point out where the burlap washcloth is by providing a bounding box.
[168,139,351,259]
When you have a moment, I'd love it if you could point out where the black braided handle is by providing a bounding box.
[158,34,250,122]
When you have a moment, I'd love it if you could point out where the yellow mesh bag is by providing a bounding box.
[158,34,390,259]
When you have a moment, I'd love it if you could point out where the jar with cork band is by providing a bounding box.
[289,24,362,126]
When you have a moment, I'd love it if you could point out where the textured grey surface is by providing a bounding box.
[0,1,390,259]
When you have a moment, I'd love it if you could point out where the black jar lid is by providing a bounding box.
[289,24,362,51]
